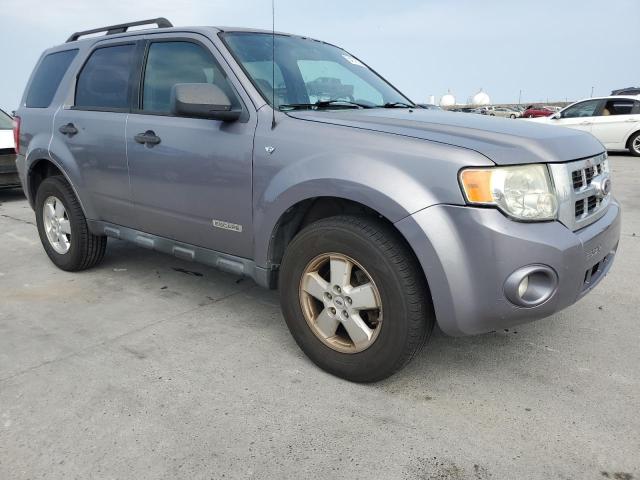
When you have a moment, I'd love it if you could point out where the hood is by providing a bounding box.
[0,130,14,149]
[286,109,604,165]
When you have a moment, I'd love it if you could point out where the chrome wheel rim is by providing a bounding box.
[299,253,383,353]
[633,136,640,154]
[43,196,71,254]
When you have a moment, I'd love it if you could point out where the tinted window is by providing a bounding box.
[562,100,600,118]
[142,42,239,113]
[602,99,635,116]
[76,44,136,109]
[25,49,78,108]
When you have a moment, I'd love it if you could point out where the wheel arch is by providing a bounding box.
[261,196,433,301]
[26,157,89,218]
[625,129,640,148]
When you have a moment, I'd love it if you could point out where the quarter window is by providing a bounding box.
[26,49,78,108]
[75,44,136,110]
[142,41,239,114]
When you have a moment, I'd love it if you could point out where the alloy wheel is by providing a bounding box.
[43,196,71,254]
[299,252,383,353]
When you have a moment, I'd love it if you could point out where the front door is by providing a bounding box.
[553,99,603,134]
[126,37,255,258]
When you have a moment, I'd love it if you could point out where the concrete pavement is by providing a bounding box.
[1,154,638,479]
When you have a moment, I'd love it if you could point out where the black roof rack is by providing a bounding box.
[66,17,173,43]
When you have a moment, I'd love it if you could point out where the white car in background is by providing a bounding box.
[526,96,640,156]
[0,109,20,187]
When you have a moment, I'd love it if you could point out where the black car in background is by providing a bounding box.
[611,87,640,96]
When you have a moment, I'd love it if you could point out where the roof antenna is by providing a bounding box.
[271,0,277,129]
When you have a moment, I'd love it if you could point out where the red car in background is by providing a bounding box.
[522,105,554,118]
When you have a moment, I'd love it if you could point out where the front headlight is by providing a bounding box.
[459,164,557,221]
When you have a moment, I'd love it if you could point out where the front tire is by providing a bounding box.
[279,215,434,382]
[35,176,107,271]
[628,131,640,157]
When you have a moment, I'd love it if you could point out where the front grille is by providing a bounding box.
[548,153,611,231]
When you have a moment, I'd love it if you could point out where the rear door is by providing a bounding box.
[53,41,138,226]
[590,99,640,148]
[125,34,256,258]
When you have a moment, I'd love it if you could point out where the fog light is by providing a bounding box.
[504,265,558,307]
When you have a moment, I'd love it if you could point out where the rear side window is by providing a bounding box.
[76,44,136,110]
[602,99,635,116]
[25,49,78,108]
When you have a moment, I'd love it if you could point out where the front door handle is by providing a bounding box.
[580,121,591,126]
[134,130,161,146]
[58,123,78,136]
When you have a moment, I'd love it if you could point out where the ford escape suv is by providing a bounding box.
[14,19,621,382]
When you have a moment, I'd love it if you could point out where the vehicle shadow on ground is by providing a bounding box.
[0,187,26,203]
[95,236,565,388]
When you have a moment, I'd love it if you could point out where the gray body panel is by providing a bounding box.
[286,109,606,165]
[14,25,621,337]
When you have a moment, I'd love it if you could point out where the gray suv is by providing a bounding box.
[14,18,621,381]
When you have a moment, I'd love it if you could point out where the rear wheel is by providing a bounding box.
[628,131,640,157]
[279,215,434,382]
[35,176,107,271]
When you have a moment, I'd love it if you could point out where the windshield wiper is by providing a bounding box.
[380,102,415,108]
[279,100,372,111]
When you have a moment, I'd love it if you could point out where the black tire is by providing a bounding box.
[510,114,516,119]
[628,131,640,157]
[279,215,434,382]
[35,176,107,271]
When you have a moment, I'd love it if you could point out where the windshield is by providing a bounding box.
[0,110,12,130]
[222,32,413,110]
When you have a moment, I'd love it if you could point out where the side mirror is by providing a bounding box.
[551,112,562,119]
[170,83,241,122]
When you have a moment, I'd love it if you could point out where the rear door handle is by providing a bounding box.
[580,121,591,126]
[626,118,638,122]
[134,130,161,146]
[58,123,78,136]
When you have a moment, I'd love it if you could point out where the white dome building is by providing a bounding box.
[439,90,456,108]
[470,89,491,106]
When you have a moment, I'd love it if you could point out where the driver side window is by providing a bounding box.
[562,100,600,119]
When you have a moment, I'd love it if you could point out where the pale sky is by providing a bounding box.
[1,0,638,112]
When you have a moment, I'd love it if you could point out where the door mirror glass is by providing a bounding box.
[551,112,562,119]
[171,83,241,122]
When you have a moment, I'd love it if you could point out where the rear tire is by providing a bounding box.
[628,131,640,157]
[279,215,434,382]
[35,176,107,271]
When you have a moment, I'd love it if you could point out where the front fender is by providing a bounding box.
[253,155,442,268]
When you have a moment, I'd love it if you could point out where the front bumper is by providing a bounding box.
[395,200,621,336]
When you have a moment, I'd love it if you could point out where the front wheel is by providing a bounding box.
[628,131,640,157]
[35,176,107,271]
[279,215,434,382]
